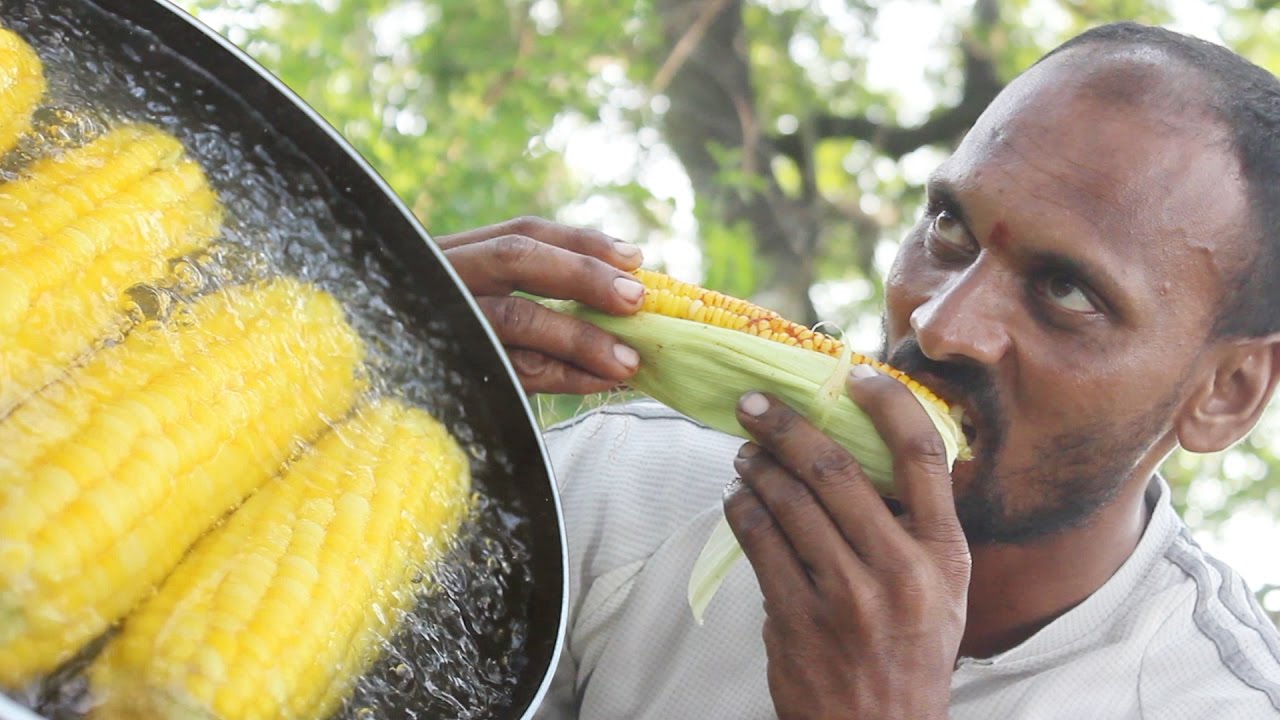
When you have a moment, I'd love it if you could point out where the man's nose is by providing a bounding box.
[909,268,1011,366]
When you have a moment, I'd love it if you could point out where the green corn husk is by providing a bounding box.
[546,301,970,622]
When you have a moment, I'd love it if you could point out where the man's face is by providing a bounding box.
[880,46,1252,544]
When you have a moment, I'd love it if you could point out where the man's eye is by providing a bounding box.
[1041,274,1096,313]
[928,211,975,255]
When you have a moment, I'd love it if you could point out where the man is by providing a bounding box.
[440,22,1280,719]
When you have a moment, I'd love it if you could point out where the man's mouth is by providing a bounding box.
[911,371,983,453]
[960,415,978,448]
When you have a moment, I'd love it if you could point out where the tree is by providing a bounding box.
[180,0,1280,621]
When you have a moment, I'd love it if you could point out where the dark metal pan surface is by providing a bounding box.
[0,0,567,717]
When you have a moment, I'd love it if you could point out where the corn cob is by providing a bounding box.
[90,397,471,720]
[0,124,222,414]
[635,268,950,411]
[559,269,967,482]
[0,27,44,156]
[0,279,365,686]
[546,269,970,621]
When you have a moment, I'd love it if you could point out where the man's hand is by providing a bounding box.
[724,366,971,720]
[437,216,645,395]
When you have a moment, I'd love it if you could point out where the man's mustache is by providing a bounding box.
[884,336,1002,440]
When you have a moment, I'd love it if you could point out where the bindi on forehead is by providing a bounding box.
[988,221,1011,252]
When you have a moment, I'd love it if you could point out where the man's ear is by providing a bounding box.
[1176,336,1280,453]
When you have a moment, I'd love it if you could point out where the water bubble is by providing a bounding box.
[169,258,205,295]
[122,284,171,323]
[170,304,198,330]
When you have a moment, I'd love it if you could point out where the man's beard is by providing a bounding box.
[879,333,1173,546]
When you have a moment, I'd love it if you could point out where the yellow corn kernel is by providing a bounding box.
[636,268,777,323]
[0,279,366,686]
[632,268,950,416]
[0,124,221,414]
[90,398,471,720]
[0,27,44,156]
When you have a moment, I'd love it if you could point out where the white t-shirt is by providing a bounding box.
[533,401,1280,719]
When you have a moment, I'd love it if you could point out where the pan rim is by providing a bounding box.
[0,0,570,717]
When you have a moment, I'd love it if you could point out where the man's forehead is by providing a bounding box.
[921,45,1254,322]
[938,47,1248,251]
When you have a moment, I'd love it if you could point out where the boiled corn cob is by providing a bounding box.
[90,397,471,720]
[547,269,969,621]
[0,279,365,686]
[0,27,44,156]
[0,124,222,414]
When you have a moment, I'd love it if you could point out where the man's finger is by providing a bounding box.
[448,234,645,316]
[733,443,871,587]
[845,368,963,544]
[723,478,813,606]
[507,349,622,395]
[734,391,908,562]
[436,216,643,271]
[478,296,639,383]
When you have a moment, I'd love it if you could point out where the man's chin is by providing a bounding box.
[945,459,1015,545]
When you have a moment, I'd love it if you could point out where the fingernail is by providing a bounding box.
[613,241,641,258]
[512,351,548,375]
[737,443,761,459]
[614,276,645,303]
[740,391,769,416]
[724,476,743,498]
[849,364,877,380]
[613,343,639,369]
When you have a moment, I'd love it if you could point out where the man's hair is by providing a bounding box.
[1045,22,1280,338]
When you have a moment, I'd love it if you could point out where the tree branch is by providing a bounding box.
[773,33,1003,161]
[651,0,734,95]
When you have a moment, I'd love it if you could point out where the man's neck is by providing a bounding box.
[957,475,1156,660]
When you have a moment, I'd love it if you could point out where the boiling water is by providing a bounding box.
[0,2,538,717]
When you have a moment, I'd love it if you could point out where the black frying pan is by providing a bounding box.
[0,0,567,717]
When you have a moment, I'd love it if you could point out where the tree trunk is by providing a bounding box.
[654,0,821,324]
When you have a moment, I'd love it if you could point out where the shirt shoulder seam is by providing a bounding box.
[1162,528,1280,710]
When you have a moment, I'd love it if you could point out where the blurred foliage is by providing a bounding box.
[179,0,1280,617]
